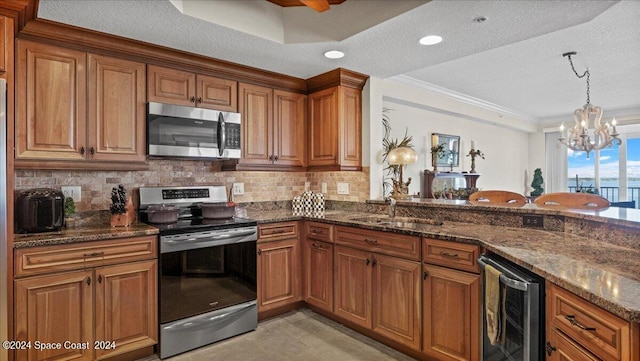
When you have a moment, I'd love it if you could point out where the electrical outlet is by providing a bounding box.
[232,182,244,195]
[523,214,544,228]
[61,186,81,202]
[304,182,311,191]
[321,183,328,194]
[337,182,349,195]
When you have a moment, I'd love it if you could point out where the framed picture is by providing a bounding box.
[433,133,460,167]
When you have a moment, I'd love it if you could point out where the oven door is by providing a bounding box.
[160,227,257,324]
[147,102,241,159]
[478,255,544,361]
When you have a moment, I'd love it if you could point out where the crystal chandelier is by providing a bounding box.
[558,51,620,159]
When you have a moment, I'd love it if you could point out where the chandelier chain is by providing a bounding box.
[566,54,591,104]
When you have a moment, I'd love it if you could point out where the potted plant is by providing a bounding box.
[64,197,76,227]
[530,168,544,198]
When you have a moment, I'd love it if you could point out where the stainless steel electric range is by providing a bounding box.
[139,185,258,359]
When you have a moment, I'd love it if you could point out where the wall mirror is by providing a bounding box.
[435,133,460,167]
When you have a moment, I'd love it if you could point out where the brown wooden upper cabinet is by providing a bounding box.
[147,64,237,112]
[237,82,307,169]
[307,69,367,171]
[15,40,147,168]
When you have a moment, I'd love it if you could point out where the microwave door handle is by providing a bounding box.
[217,112,226,157]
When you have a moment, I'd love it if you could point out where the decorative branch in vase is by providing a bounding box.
[466,148,485,173]
[430,143,445,172]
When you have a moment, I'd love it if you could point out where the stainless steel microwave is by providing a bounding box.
[147,102,241,159]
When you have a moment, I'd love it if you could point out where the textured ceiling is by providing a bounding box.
[38,0,640,123]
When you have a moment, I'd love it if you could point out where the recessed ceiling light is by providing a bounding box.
[419,35,442,46]
[324,50,344,59]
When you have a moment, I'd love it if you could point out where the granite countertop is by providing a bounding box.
[247,208,640,323]
[13,222,159,248]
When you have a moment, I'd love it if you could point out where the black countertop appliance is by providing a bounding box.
[15,188,65,233]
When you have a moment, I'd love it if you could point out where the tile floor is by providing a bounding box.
[146,309,416,361]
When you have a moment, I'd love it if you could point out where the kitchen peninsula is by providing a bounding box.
[14,199,640,361]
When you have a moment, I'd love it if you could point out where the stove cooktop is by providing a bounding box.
[145,216,257,235]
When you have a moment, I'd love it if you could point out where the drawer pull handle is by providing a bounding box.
[364,238,378,245]
[565,315,596,331]
[440,252,459,258]
[311,230,321,234]
[545,342,556,356]
[272,229,286,234]
[83,252,104,257]
[312,242,323,249]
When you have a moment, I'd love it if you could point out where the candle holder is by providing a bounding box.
[430,143,445,172]
[466,149,485,173]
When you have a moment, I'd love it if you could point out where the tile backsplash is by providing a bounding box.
[14,160,370,212]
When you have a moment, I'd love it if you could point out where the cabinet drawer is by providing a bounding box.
[15,236,157,277]
[305,222,333,243]
[547,283,630,361]
[422,238,480,273]
[258,222,299,242]
[335,226,420,261]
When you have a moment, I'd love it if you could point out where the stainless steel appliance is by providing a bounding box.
[147,102,241,159]
[478,254,544,361]
[15,188,65,233]
[139,185,257,359]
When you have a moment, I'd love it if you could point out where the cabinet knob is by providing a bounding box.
[423,271,429,280]
[257,249,262,256]
[366,258,370,266]
[90,147,95,156]
[274,155,279,161]
[80,146,85,155]
[190,96,195,103]
[371,258,377,267]
[98,275,103,284]
[86,276,91,286]
[197,97,202,104]
[545,341,556,356]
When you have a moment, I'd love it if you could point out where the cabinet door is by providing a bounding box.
[16,40,87,160]
[15,270,94,361]
[338,86,361,169]
[422,264,480,361]
[239,83,273,165]
[308,87,338,167]
[0,17,5,72]
[546,328,600,361]
[372,254,421,351]
[334,245,371,328]
[88,54,146,163]
[147,64,196,106]
[273,90,306,167]
[197,74,237,112]
[304,239,333,312]
[95,260,158,360]
[257,238,300,312]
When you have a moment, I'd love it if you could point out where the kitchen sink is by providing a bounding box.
[350,215,443,227]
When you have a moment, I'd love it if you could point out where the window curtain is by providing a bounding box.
[545,132,567,193]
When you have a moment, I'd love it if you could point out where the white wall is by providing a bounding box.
[367,78,533,198]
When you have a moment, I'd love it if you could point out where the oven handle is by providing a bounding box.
[164,229,257,245]
[478,257,529,292]
[162,301,256,333]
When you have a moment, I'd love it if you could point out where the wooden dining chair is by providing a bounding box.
[533,192,610,209]
[468,190,528,207]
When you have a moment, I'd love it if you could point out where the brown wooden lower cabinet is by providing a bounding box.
[14,260,158,361]
[303,239,333,312]
[546,328,600,361]
[257,238,301,313]
[334,244,421,351]
[422,263,480,361]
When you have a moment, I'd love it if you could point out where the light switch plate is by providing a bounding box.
[232,183,244,195]
[337,182,349,195]
[61,186,81,202]
[321,183,328,194]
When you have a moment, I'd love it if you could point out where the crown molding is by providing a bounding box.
[390,75,538,123]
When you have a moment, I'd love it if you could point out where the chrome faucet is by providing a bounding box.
[385,197,397,218]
